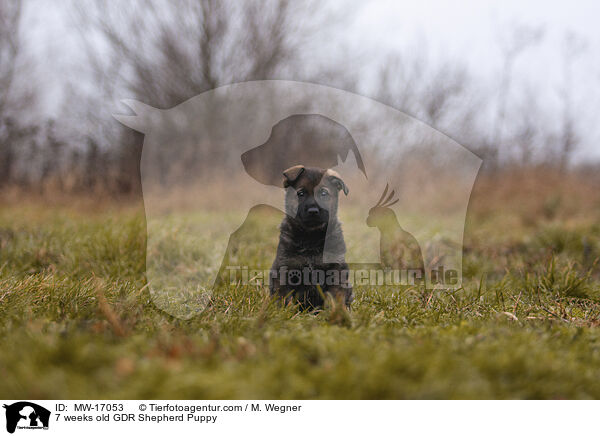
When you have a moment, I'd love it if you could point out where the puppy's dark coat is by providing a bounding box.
[270,165,353,308]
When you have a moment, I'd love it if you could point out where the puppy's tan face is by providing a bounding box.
[282,166,348,229]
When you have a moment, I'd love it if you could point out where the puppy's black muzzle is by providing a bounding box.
[299,200,329,228]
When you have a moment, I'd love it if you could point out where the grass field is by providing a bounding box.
[2,172,600,399]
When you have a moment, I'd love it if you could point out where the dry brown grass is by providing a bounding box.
[469,166,600,225]
[2,166,599,225]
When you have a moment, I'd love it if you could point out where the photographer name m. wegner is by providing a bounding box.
[226,266,458,287]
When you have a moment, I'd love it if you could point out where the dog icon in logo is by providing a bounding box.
[3,402,50,434]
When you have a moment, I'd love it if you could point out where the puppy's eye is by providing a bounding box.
[319,188,330,197]
[297,190,306,198]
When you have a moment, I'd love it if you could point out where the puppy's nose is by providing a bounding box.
[307,207,320,215]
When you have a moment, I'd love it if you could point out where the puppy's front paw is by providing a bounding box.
[327,286,353,308]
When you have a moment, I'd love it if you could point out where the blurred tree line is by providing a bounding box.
[0,0,594,196]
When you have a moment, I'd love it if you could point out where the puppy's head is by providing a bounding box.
[282,165,349,230]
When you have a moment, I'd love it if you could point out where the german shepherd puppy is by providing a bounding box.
[270,165,353,308]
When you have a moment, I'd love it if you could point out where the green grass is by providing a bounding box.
[1,203,600,399]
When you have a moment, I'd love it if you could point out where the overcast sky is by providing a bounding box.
[353,0,599,92]
[24,0,600,160]
[350,0,600,159]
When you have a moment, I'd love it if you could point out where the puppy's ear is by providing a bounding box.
[326,169,349,196]
[283,165,305,188]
